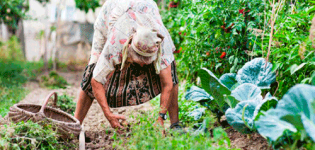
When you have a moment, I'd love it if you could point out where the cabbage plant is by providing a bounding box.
[255,84,315,147]
[185,57,277,120]
[225,84,278,134]
[236,58,276,89]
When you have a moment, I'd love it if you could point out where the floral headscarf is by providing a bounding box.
[121,26,165,74]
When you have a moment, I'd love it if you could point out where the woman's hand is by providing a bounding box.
[155,117,166,136]
[91,78,127,133]
[156,116,164,126]
[106,113,126,129]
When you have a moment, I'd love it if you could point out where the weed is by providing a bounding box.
[48,94,76,115]
[39,71,68,89]
[0,120,77,149]
[112,109,235,150]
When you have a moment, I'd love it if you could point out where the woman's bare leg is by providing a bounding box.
[168,84,179,124]
[74,89,93,124]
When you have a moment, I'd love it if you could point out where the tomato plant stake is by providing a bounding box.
[266,0,285,68]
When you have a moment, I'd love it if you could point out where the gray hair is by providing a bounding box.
[128,47,158,65]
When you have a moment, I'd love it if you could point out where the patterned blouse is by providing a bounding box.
[90,0,176,84]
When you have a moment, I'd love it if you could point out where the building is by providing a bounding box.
[8,0,106,63]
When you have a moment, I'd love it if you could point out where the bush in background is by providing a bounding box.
[39,71,68,89]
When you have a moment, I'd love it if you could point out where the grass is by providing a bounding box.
[0,86,28,117]
[39,71,68,89]
[111,85,239,150]
[0,60,44,117]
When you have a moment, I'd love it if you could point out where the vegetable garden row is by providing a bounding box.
[186,58,315,149]
[163,0,315,149]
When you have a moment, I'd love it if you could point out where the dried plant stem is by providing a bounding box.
[265,0,285,68]
[261,0,267,57]
[266,0,276,66]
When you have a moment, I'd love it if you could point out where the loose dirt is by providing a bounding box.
[15,71,272,150]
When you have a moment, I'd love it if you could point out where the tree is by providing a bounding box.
[74,0,100,13]
[0,0,49,60]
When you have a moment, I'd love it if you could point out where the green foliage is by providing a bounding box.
[225,84,278,134]
[186,58,276,120]
[162,0,267,82]
[0,37,44,117]
[54,94,76,115]
[0,0,25,28]
[198,68,231,114]
[112,109,234,150]
[151,86,200,123]
[74,0,100,13]
[40,71,68,89]
[185,86,213,102]
[236,58,276,89]
[0,60,43,116]
[267,1,315,97]
[0,36,24,62]
[0,121,76,149]
[163,0,315,98]
[0,86,26,117]
[255,84,315,149]
[0,0,49,28]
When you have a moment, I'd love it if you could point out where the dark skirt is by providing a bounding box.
[80,61,178,108]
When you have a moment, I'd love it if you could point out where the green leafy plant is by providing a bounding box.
[186,58,276,122]
[39,71,68,89]
[225,84,278,133]
[0,120,76,149]
[53,94,76,115]
[74,0,100,13]
[0,0,49,28]
[112,108,234,150]
[163,0,315,99]
[162,0,268,82]
[0,37,44,117]
[0,36,24,62]
[255,84,315,149]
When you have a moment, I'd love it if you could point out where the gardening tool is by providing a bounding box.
[8,92,81,139]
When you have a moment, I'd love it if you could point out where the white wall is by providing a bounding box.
[23,0,103,61]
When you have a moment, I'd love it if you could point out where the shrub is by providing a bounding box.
[39,71,68,89]
[48,94,76,115]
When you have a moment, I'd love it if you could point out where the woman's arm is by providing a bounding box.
[159,65,173,118]
[91,78,125,129]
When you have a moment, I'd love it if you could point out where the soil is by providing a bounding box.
[11,71,272,150]
[226,128,272,150]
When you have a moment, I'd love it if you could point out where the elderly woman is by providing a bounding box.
[74,0,180,130]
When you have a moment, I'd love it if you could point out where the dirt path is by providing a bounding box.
[20,71,153,150]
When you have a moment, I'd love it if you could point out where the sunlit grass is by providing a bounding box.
[112,84,238,150]
[0,60,44,117]
[0,86,27,117]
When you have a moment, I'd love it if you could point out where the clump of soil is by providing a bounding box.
[225,128,272,150]
[85,130,114,150]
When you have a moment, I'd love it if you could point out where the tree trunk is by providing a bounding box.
[161,0,165,11]
[53,0,65,71]
[1,23,9,42]
[43,5,49,71]
[309,16,315,49]
[16,20,26,60]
